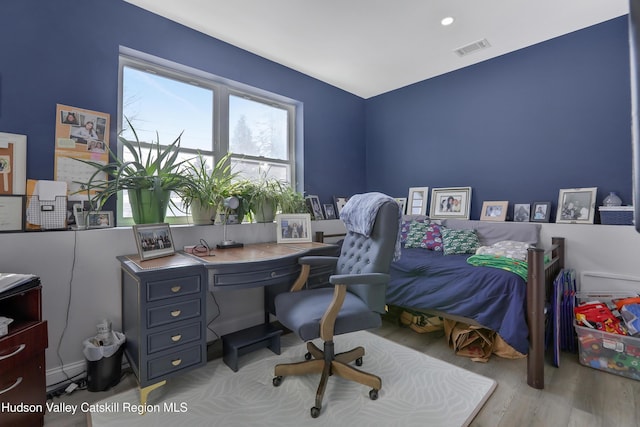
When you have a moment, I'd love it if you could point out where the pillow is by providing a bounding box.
[400,218,426,243]
[475,240,531,261]
[404,222,443,251]
[441,228,480,255]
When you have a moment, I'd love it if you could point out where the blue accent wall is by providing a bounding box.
[365,17,631,221]
[0,2,633,223]
[0,0,365,210]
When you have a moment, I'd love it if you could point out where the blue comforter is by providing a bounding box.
[386,247,529,354]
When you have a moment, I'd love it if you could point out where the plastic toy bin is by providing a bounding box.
[575,323,640,381]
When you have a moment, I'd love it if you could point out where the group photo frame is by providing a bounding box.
[557,187,597,224]
[429,187,472,219]
[133,223,175,260]
[276,213,312,243]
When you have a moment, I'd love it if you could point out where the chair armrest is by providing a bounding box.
[329,273,389,286]
[298,256,339,267]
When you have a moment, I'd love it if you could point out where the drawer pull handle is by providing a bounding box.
[170,310,181,317]
[0,344,26,361]
[0,377,23,396]
[271,271,277,278]
[171,359,182,367]
[171,285,181,293]
[171,334,182,342]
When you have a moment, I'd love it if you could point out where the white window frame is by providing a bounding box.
[117,47,298,225]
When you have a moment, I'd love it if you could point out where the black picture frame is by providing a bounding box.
[531,202,552,223]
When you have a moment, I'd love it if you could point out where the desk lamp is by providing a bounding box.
[217,196,244,249]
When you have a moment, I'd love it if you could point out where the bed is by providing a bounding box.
[385,217,565,389]
[316,217,565,389]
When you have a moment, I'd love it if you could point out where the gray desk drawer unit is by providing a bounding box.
[118,254,206,405]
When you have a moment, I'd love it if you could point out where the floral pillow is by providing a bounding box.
[400,218,426,243]
[441,228,480,255]
[475,240,531,261]
[404,222,443,251]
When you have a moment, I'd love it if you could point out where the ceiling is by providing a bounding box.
[124,0,629,99]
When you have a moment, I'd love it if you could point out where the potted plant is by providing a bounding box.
[279,185,308,214]
[243,177,285,223]
[181,152,237,225]
[75,118,195,224]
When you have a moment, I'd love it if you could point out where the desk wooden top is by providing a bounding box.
[185,241,334,264]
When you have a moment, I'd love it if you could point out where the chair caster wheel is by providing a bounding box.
[369,389,379,400]
[305,352,312,360]
[355,357,363,366]
[272,376,283,387]
[310,406,321,418]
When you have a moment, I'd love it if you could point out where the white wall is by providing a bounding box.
[2,220,638,387]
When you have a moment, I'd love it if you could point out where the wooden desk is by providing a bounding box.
[118,242,337,404]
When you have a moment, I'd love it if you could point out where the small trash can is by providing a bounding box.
[83,329,126,392]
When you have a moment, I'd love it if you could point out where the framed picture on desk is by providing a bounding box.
[276,213,312,243]
[133,223,175,260]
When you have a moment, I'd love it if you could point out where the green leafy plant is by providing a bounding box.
[181,152,238,212]
[74,118,195,223]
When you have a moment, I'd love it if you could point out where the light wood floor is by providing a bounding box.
[44,318,640,427]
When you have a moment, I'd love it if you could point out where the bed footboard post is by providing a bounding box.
[527,247,545,389]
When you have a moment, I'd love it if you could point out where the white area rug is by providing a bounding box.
[90,331,496,427]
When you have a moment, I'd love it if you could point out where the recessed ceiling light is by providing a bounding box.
[441,16,454,26]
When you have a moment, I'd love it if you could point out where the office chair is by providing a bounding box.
[273,195,400,418]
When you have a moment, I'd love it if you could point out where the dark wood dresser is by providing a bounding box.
[0,278,48,427]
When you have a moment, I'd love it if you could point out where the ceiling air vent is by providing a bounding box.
[454,39,491,57]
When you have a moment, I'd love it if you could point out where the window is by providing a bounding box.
[118,51,296,225]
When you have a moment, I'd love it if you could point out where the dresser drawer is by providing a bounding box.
[147,322,202,354]
[0,321,47,372]
[0,352,46,427]
[147,344,203,381]
[147,275,201,302]
[147,299,201,329]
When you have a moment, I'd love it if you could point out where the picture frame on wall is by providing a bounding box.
[133,223,175,260]
[513,203,531,222]
[556,187,597,224]
[531,202,552,222]
[0,132,27,196]
[305,195,324,220]
[394,197,407,215]
[480,201,508,221]
[276,213,312,243]
[429,187,472,219]
[333,196,349,215]
[406,187,429,215]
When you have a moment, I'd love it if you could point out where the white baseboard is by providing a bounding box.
[46,360,86,391]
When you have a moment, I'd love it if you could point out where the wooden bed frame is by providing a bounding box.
[315,231,566,390]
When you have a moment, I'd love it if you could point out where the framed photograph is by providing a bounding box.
[513,203,531,222]
[557,187,597,224]
[305,195,324,220]
[531,202,552,223]
[276,213,312,243]
[133,223,175,260]
[394,197,407,215]
[0,195,25,232]
[429,187,472,219]
[0,132,27,195]
[333,196,349,215]
[87,211,114,229]
[323,203,337,220]
[406,187,429,215]
[480,201,508,221]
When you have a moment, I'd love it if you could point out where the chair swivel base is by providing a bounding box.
[273,340,380,418]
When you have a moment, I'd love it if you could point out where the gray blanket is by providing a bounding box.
[339,192,402,260]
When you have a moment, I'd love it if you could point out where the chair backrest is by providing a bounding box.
[337,200,400,313]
